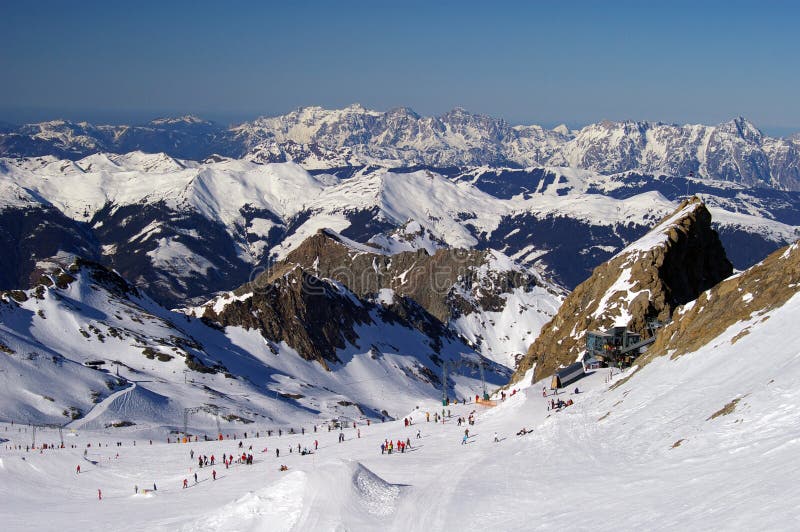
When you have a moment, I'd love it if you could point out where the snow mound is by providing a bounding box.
[186,460,402,531]
[292,460,403,528]
[183,471,306,532]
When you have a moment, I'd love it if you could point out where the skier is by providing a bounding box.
[416,429,421,439]
[183,479,188,489]
[98,489,102,500]
[76,465,80,474]
[276,448,280,458]
[135,485,138,494]
[462,434,468,445]
[381,443,385,454]
[194,472,198,484]
[212,469,217,481]
[494,432,499,443]
[314,440,318,450]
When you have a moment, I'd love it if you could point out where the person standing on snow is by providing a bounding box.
[493,432,499,442]
[212,470,216,481]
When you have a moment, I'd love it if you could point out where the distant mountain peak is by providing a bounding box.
[148,115,212,126]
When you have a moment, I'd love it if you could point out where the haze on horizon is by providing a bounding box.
[1,0,798,136]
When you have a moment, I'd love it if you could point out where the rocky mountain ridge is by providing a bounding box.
[644,239,800,362]
[193,227,563,367]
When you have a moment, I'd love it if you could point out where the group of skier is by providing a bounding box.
[380,437,412,454]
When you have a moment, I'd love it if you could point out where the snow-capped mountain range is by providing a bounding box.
[2,105,800,190]
[1,154,797,309]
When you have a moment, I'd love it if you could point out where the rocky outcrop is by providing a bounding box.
[202,268,373,368]
[250,228,548,324]
[194,228,559,369]
[644,240,800,361]
[512,197,733,383]
[200,264,461,368]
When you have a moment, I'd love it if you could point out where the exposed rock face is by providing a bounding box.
[512,197,733,383]
[202,268,374,368]
[252,228,547,324]
[645,240,800,360]
[198,258,466,369]
[194,228,558,369]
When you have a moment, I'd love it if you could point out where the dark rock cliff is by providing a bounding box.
[512,197,733,383]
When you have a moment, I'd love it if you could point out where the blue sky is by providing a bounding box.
[1,0,798,133]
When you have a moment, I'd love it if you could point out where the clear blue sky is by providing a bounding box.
[1,0,798,134]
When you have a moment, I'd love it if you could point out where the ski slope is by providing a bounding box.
[2,289,799,530]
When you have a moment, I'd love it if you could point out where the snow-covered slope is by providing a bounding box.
[1,249,798,530]
[0,260,506,429]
